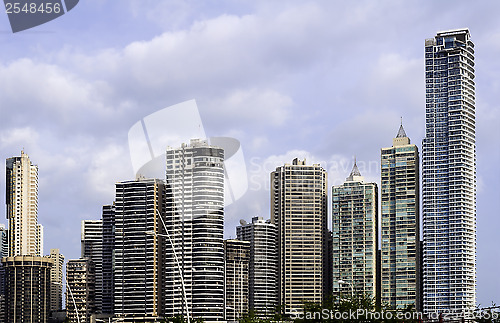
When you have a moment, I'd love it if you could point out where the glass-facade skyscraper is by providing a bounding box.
[381,124,420,309]
[332,162,378,299]
[236,216,278,318]
[423,29,476,313]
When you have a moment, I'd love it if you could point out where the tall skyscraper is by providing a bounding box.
[164,139,225,321]
[81,219,103,313]
[101,204,115,315]
[423,29,476,313]
[6,151,43,256]
[271,158,328,315]
[48,248,65,312]
[332,162,378,299]
[381,124,420,309]
[2,256,53,322]
[113,178,165,319]
[66,258,95,323]
[224,239,250,322]
[236,216,277,318]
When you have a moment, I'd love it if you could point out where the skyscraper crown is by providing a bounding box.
[346,158,364,182]
[396,124,407,138]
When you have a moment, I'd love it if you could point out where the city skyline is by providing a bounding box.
[0,1,499,307]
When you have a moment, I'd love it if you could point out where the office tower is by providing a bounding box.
[224,239,250,322]
[114,178,165,319]
[81,219,103,313]
[101,204,115,315]
[381,124,420,309]
[164,139,225,321]
[423,29,476,313]
[48,249,65,312]
[271,158,328,314]
[2,256,53,322]
[66,258,95,323]
[332,162,378,298]
[236,216,277,318]
[6,151,42,256]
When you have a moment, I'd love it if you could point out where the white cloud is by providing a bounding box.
[0,127,39,148]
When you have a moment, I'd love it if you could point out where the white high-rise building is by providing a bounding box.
[423,29,476,313]
[48,248,65,312]
[164,139,225,321]
[6,151,42,256]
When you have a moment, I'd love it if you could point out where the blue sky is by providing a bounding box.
[1,0,499,306]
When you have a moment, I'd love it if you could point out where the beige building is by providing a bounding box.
[332,162,378,298]
[6,151,43,256]
[271,158,328,315]
[48,249,65,312]
[66,258,95,323]
[381,124,420,309]
[224,239,250,322]
[2,256,53,322]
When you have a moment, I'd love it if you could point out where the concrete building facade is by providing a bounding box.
[6,151,43,257]
[66,258,95,323]
[2,256,53,322]
[48,248,65,312]
[81,219,103,313]
[271,158,328,315]
[224,239,250,322]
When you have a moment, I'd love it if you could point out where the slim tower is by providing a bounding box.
[6,151,42,256]
[48,249,65,312]
[271,158,327,314]
[101,204,115,315]
[423,29,476,313]
[332,162,378,299]
[81,220,103,313]
[381,124,420,309]
[224,239,250,322]
[164,139,225,321]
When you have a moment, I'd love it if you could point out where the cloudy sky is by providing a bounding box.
[1,0,499,306]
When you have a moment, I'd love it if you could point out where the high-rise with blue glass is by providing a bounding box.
[423,29,476,313]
